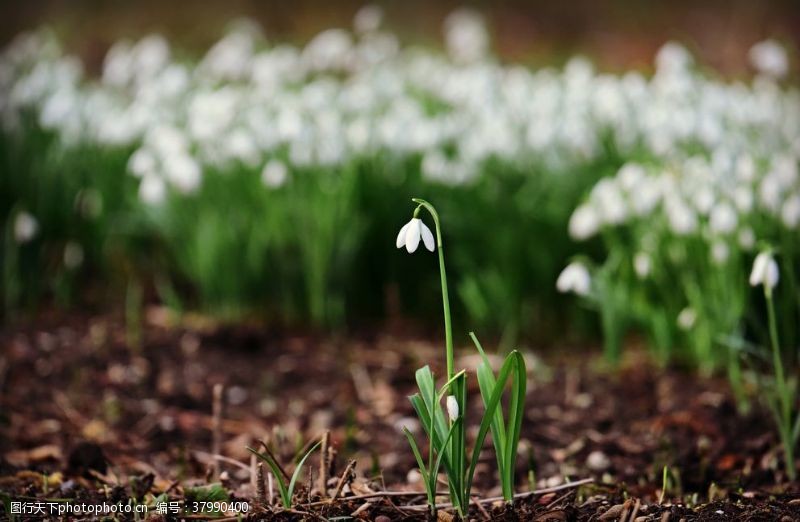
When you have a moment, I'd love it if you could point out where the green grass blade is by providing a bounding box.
[247,446,289,507]
[465,354,515,500]
[502,351,527,500]
[471,332,507,480]
[287,441,322,506]
[432,417,461,482]
[402,428,431,489]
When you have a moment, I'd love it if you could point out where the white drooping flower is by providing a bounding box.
[261,159,289,188]
[13,211,38,243]
[781,194,800,228]
[139,174,167,205]
[396,217,435,253]
[443,8,489,64]
[446,395,459,421]
[749,251,779,290]
[556,262,591,296]
[353,4,383,34]
[738,228,755,250]
[711,241,729,265]
[677,307,697,331]
[568,204,599,240]
[633,252,651,279]
[709,203,737,234]
[748,39,789,79]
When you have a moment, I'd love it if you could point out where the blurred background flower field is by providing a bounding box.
[1,0,799,518]
[3,1,798,353]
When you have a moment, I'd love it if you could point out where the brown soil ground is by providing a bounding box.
[1,310,798,520]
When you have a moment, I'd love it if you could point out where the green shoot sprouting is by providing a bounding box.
[247,440,321,508]
[470,333,527,501]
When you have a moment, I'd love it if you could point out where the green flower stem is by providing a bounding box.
[765,287,795,480]
[413,198,454,381]
[412,198,467,516]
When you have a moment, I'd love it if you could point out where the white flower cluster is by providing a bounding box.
[1,11,796,210]
[570,150,800,264]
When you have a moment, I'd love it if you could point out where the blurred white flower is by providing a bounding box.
[738,228,755,250]
[164,154,202,194]
[13,211,38,243]
[709,203,737,234]
[354,5,383,34]
[568,205,599,240]
[711,241,729,265]
[396,217,434,253]
[261,159,288,188]
[63,241,84,269]
[748,40,789,79]
[666,198,697,236]
[556,262,591,296]
[677,307,697,331]
[749,251,778,289]
[655,42,692,74]
[139,174,166,205]
[128,148,157,178]
[446,395,459,421]
[444,8,489,64]
[633,252,651,279]
[781,194,800,228]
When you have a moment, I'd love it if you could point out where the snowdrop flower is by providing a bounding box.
[261,159,288,188]
[633,252,651,279]
[63,241,84,269]
[748,40,789,79]
[749,251,779,290]
[709,203,737,234]
[738,228,755,250]
[164,154,202,194]
[139,174,167,205]
[444,8,489,64]
[396,217,435,253]
[568,204,599,240]
[677,307,697,331]
[556,262,591,296]
[13,211,38,243]
[711,241,729,265]
[781,194,800,228]
[354,5,383,34]
[446,395,459,421]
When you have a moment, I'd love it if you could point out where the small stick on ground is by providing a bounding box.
[351,501,372,516]
[319,430,329,499]
[258,439,290,482]
[331,459,357,502]
[629,498,641,521]
[472,497,491,520]
[256,463,266,507]
[211,384,224,480]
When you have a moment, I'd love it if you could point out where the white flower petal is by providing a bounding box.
[446,395,459,421]
[405,218,421,253]
[396,221,410,249]
[420,221,435,251]
[749,252,768,286]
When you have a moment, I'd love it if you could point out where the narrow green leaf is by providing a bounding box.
[247,446,289,507]
[402,428,431,489]
[432,417,461,482]
[471,333,507,486]
[503,351,527,500]
[465,354,515,499]
[287,441,322,506]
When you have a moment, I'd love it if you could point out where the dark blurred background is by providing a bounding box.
[2,0,798,74]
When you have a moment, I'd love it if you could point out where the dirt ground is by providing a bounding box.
[1,309,798,520]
